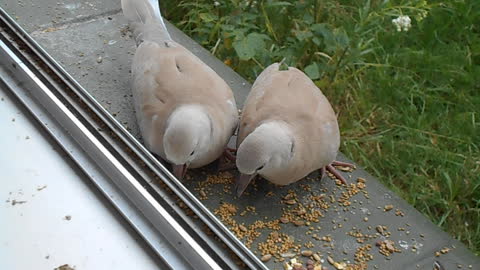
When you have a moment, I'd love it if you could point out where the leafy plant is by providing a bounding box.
[164,0,480,255]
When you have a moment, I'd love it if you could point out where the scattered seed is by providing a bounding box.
[226,204,237,214]
[334,262,347,270]
[296,209,307,215]
[54,264,75,270]
[293,220,305,226]
[285,199,297,205]
[293,262,303,270]
[261,254,272,262]
[281,252,296,258]
[385,241,395,252]
[239,225,248,232]
[440,247,451,254]
[395,209,405,216]
[11,199,27,206]
[301,250,313,256]
[384,205,394,211]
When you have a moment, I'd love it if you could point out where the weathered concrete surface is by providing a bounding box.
[1,1,478,269]
[0,0,122,33]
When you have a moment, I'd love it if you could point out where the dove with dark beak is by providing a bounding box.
[234,62,354,196]
[121,0,238,184]
[172,163,189,180]
[235,173,257,197]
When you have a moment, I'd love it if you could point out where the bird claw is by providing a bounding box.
[324,160,354,185]
[319,167,326,180]
[217,148,237,172]
[332,160,356,169]
[224,147,237,161]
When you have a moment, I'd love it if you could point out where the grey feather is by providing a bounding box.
[121,0,171,45]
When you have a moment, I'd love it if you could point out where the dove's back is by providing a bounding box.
[121,0,171,45]
[237,63,340,183]
[121,0,238,168]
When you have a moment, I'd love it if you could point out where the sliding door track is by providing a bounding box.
[0,7,265,270]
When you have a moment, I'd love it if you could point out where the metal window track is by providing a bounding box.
[0,7,266,270]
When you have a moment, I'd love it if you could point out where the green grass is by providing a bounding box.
[163,0,480,254]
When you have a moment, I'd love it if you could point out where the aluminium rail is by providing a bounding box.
[0,20,220,270]
[0,7,266,270]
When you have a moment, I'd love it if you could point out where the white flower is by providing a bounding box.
[392,15,412,32]
[214,1,220,7]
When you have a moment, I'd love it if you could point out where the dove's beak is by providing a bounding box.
[172,164,188,180]
[235,173,256,197]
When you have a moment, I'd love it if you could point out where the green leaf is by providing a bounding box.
[334,28,350,48]
[230,29,248,38]
[265,1,293,7]
[221,24,235,32]
[311,24,334,40]
[304,63,320,80]
[293,29,313,41]
[233,40,254,60]
[233,33,270,61]
[311,23,336,52]
[303,14,314,25]
[248,32,270,44]
[199,13,217,23]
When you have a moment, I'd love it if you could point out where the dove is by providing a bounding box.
[235,62,354,196]
[121,0,238,179]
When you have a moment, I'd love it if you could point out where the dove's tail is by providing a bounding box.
[121,0,171,43]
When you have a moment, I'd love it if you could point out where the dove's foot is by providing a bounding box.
[321,160,355,185]
[224,147,237,161]
[332,160,356,168]
[217,148,237,172]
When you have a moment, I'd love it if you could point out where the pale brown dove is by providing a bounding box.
[235,63,354,196]
[121,0,238,179]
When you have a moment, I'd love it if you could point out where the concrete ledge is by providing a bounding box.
[2,1,478,269]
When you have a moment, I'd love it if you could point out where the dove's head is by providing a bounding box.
[235,121,295,197]
[164,105,212,179]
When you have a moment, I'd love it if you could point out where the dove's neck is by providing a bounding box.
[169,105,212,135]
[163,105,212,165]
[237,121,295,175]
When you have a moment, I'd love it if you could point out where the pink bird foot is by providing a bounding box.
[321,160,355,185]
[217,148,237,172]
